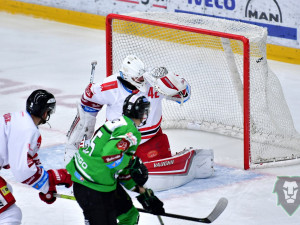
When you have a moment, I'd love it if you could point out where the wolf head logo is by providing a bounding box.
[273,176,300,216]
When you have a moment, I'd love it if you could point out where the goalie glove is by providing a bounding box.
[128,157,148,186]
[137,188,165,215]
[144,67,191,104]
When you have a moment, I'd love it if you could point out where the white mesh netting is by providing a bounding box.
[107,12,300,168]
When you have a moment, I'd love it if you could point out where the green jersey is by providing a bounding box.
[66,116,141,192]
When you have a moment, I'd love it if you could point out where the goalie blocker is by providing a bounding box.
[144,148,214,191]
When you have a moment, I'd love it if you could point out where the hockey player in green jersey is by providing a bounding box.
[66,94,165,225]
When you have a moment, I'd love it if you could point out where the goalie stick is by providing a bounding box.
[90,60,97,84]
[54,193,228,224]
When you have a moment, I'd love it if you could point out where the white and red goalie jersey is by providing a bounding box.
[80,72,190,144]
[0,111,50,193]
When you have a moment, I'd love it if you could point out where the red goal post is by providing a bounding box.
[105,12,300,170]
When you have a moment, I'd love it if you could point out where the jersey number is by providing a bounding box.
[84,131,103,156]
[148,87,159,98]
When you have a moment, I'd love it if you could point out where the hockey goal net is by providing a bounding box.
[106,12,300,169]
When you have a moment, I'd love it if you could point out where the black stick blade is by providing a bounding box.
[206,197,228,223]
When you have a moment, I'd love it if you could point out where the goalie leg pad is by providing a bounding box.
[66,103,96,148]
[64,103,96,164]
[143,150,196,191]
[143,148,214,191]
[192,149,214,179]
[64,144,79,166]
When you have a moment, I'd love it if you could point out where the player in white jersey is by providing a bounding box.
[0,89,73,224]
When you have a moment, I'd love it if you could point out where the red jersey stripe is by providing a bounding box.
[21,167,44,186]
[81,95,103,110]
[139,117,162,132]
[101,81,118,91]
[141,134,157,140]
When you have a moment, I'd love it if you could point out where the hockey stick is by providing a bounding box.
[54,193,164,225]
[54,193,227,223]
[54,193,76,200]
[90,60,97,83]
[137,197,228,223]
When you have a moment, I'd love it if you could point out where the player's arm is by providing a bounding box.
[80,83,104,114]
[9,131,48,190]
[118,156,148,190]
[10,132,72,204]
[144,67,191,104]
[30,151,73,205]
[27,137,73,205]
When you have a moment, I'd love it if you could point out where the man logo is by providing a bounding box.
[273,176,300,216]
[245,0,282,23]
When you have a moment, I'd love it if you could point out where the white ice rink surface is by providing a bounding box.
[1,12,300,225]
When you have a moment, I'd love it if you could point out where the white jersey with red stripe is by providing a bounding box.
[81,73,165,144]
[0,111,50,193]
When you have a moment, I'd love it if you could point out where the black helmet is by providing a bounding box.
[26,89,56,122]
[123,94,150,120]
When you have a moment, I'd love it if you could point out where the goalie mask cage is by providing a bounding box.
[106,12,300,170]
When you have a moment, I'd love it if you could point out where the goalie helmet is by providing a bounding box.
[26,89,56,123]
[120,55,147,92]
[123,94,150,122]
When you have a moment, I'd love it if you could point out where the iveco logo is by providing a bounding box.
[245,0,282,23]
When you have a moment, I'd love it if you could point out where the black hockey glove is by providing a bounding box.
[128,157,148,186]
[137,188,165,215]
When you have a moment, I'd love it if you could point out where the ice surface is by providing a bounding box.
[1,12,300,224]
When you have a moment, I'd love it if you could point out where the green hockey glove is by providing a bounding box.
[137,188,165,215]
[128,157,148,186]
